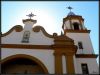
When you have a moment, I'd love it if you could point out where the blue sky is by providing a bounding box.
[1,1,99,62]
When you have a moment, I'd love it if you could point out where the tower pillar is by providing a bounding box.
[54,51,63,74]
[65,54,75,74]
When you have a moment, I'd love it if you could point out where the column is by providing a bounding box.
[65,54,75,74]
[54,52,63,74]
[69,19,73,29]
[79,19,83,30]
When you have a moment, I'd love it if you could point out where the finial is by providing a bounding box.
[26,12,36,19]
[66,6,73,12]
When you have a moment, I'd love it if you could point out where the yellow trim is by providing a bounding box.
[54,52,63,74]
[65,55,75,74]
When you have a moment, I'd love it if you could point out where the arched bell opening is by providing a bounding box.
[73,22,80,30]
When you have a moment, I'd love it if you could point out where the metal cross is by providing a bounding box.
[66,6,73,12]
[26,12,36,19]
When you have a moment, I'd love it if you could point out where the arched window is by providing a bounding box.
[22,31,30,43]
[73,22,79,30]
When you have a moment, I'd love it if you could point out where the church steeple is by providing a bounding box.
[62,7,89,34]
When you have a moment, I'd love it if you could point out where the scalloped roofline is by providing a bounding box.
[1,25,74,43]
[1,25,55,38]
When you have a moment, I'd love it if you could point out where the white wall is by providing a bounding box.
[74,58,99,74]
[73,56,78,74]
[2,30,54,45]
[64,20,70,29]
[1,48,55,74]
[23,21,35,30]
[66,33,94,54]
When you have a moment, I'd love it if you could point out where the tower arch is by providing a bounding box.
[73,22,80,30]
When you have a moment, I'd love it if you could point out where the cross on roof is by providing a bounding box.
[26,12,36,19]
[66,6,73,12]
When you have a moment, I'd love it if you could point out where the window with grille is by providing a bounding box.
[81,64,89,74]
[78,42,83,49]
[22,31,30,43]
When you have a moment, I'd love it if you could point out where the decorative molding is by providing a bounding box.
[1,25,57,39]
[53,35,75,47]
[1,44,52,49]
[1,44,77,51]
[33,26,54,38]
[23,19,37,23]
[64,29,90,34]
[54,35,74,41]
[63,15,84,22]
[1,25,23,37]
[75,54,98,58]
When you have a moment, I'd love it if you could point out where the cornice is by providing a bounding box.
[1,44,77,51]
[64,29,91,34]
[75,54,98,58]
[23,19,37,23]
[63,15,84,22]
[1,44,52,49]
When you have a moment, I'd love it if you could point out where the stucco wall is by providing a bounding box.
[66,33,94,54]
[64,20,70,29]
[2,30,54,45]
[74,58,99,74]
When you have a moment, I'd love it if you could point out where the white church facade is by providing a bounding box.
[1,10,99,74]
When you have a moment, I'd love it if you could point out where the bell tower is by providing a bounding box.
[62,6,94,54]
[61,7,99,74]
[62,6,89,35]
